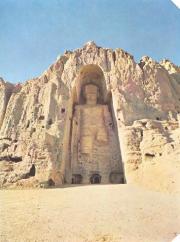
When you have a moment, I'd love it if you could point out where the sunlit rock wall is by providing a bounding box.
[0,41,180,190]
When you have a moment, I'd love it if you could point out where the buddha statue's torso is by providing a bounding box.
[73,104,110,155]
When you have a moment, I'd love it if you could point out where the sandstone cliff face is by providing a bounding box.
[0,41,180,191]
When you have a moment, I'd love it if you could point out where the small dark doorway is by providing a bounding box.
[48,178,55,187]
[72,174,83,184]
[29,164,36,177]
[90,174,101,184]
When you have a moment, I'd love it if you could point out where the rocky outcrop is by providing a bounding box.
[0,41,180,190]
[0,78,15,128]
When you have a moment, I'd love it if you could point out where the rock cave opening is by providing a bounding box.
[22,164,36,179]
[0,155,22,162]
[29,164,36,176]
[90,174,101,184]
[145,153,155,158]
[71,174,83,184]
[48,178,55,187]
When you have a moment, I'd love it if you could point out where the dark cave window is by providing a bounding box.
[48,119,53,125]
[48,179,55,186]
[26,121,30,128]
[90,174,101,184]
[29,164,36,176]
[61,108,65,113]
[145,153,155,158]
[39,115,45,120]
[72,174,83,184]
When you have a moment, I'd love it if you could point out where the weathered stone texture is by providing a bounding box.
[0,41,179,190]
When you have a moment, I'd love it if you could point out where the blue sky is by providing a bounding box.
[0,0,180,83]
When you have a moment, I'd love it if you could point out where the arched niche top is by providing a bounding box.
[73,64,109,104]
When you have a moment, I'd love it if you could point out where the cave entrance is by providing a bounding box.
[90,174,101,184]
[72,174,83,184]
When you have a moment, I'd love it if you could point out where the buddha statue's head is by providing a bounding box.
[83,84,99,105]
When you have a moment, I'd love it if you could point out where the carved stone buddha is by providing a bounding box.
[70,83,123,184]
[71,84,109,154]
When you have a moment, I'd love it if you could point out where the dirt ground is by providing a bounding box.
[0,184,180,242]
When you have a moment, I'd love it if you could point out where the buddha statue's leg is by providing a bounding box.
[80,136,93,155]
[71,117,78,166]
[71,106,81,172]
[96,106,108,143]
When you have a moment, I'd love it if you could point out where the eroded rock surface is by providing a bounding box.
[0,41,180,191]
